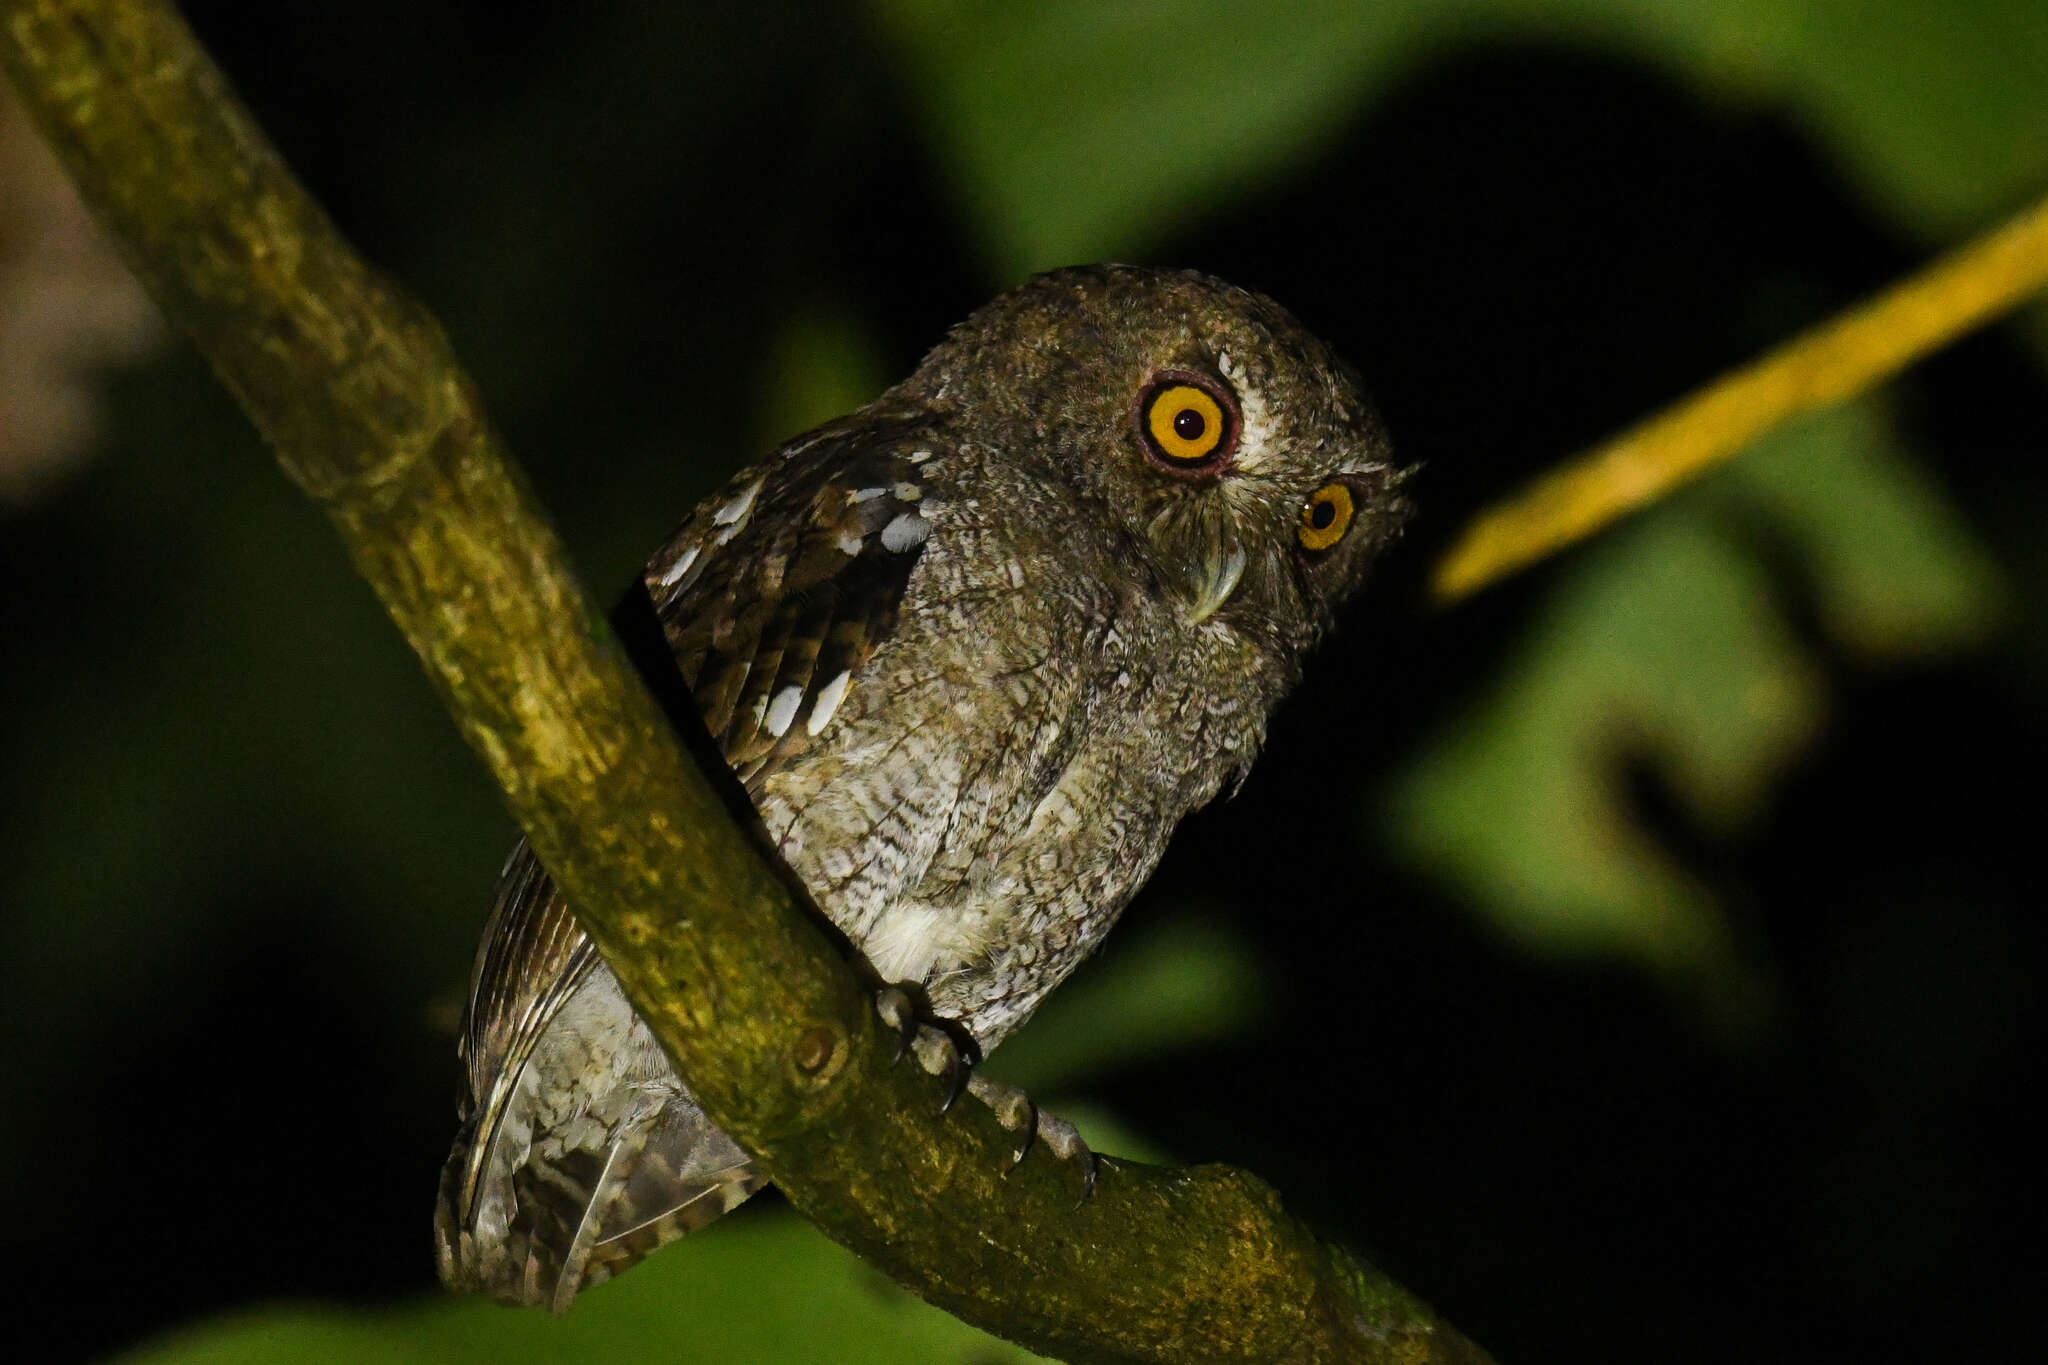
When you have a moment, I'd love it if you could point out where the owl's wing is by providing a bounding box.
[452,412,940,1149]
[456,843,597,1127]
[647,413,940,784]
[438,414,945,1308]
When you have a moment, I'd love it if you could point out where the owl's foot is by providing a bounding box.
[874,984,981,1114]
[871,987,1097,1202]
[965,1073,1099,1204]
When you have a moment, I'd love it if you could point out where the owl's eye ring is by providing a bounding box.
[1136,371,1239,477]
[1298,481,1355,552]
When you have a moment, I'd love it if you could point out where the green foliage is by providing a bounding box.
[1726,404,2002,658]
[988,918,1266,1097]
[874,0,2048,274]
[1383,404,1998,1014]
[122,1212,1047,1365]
[758,308,889,449]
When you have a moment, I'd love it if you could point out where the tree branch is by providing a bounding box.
[1432,187,2048,603]
[0,2,1491,1361]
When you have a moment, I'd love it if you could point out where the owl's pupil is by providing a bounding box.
[1172,408,1206,441]
[1310,499,1337,530]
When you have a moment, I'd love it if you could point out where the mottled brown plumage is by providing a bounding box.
[434,266,1410,1310]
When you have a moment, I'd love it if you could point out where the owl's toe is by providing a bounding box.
[908,1024,975,1114]
[964,1074,1099,1203]
[1035,1109,1101,1204]
[870,987,1095,1199]
[874,984,919,1063]
[965,1073,1037,1162]
[874,983,981,1113]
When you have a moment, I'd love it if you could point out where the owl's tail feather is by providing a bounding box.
[577,1154,765,1303]
[435,1085,764,1312]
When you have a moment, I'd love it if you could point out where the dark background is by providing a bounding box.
[3,2,2044,1361]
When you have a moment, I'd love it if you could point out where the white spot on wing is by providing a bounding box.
[850,486,889,503]
[656,543,700,587]
[779,430,831,460]
[765,685,802,738]
[836,530,864,555]
[713,479,761,526]
[807,670,851,736]
[765,683,802,736]
[880,512,930,553]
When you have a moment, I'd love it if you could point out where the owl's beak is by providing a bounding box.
[1184,531,1246,625]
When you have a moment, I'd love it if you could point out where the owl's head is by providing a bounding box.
[903,265,1411,661]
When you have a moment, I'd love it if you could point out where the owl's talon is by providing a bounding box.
[968,1074,1037,1165]
[966,1074,1096,1187]
[939,1049,971,1115]
[1008,1099,1039,1166]
[908,1021,977,1115]
[874,985,919,1064]
[875,983,982,1114]
[1039,1109,1099,1204]
[940,1016,983,1072]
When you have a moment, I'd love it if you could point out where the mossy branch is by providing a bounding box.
[0,3,1490,1362]
[1433,187,2048,603]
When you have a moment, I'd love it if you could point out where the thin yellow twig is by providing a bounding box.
[1433,188,2048,603]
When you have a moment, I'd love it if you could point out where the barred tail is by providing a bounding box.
[434,965,765,1311]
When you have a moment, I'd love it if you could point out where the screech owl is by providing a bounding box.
[434,265,1411,1311]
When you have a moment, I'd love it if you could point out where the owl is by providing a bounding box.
[434,265,1411,1311]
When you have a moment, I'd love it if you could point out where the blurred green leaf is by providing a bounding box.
[869,0,1420,273]
[123,1211,1048,1365]
[987,917,1267,1095]
[758,306,889,448]
[1381,403,1999,1008]
[1385,511,1821,984]
[872,0,2048,274]
[1722,402,2003,657]
[0,361,504,1067]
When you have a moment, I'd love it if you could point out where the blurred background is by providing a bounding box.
[4,1,2046,1361]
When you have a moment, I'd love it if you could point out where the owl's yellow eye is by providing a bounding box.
[1138,375,1236,473]
[1298,482,1354,552]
